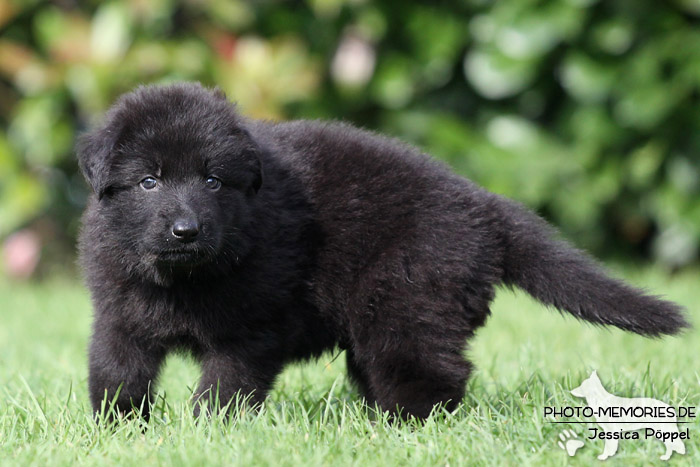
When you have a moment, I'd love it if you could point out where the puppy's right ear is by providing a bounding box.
[76,128,117,200]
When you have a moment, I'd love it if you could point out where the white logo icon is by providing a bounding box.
[569,370,686,461]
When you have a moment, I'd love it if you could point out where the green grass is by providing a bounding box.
[1,267,698,466]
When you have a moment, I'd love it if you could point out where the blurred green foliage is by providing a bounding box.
[1,0,699,269]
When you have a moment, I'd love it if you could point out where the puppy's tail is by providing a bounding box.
[497,198,689,337]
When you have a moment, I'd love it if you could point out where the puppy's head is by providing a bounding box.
[78,82,263,284]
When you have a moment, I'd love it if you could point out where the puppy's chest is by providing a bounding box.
[140,281,317,350]
[138,287,254,343]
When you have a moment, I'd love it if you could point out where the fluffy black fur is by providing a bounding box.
[78,82,688,420]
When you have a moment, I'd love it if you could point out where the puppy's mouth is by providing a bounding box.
[156,248,208,266]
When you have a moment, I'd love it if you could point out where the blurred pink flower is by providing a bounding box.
[3,229,41,279]
[331,32,375,87]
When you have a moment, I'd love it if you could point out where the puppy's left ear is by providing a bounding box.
[76,127,118,200]
[248,152,263,195]
[237,127,264,195]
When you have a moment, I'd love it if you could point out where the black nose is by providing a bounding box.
[171,219,200,242]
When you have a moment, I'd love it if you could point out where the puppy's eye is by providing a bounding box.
[140,177,158,190]
[205,176,222,191]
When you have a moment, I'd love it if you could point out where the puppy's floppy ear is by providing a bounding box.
[243,143,263,196]
[235,127,264,195]
[76,127,119,200]
[250,156,263,195]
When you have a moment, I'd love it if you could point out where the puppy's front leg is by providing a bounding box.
[88,321,166,421]
[194,348,281,417]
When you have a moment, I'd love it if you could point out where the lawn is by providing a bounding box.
[1,267,698,466]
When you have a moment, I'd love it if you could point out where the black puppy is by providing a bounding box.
[78,82,688,420]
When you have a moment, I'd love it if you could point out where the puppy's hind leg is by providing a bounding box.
[348,294,477,420]
[346,248,494,420]
[353,339,473,420]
